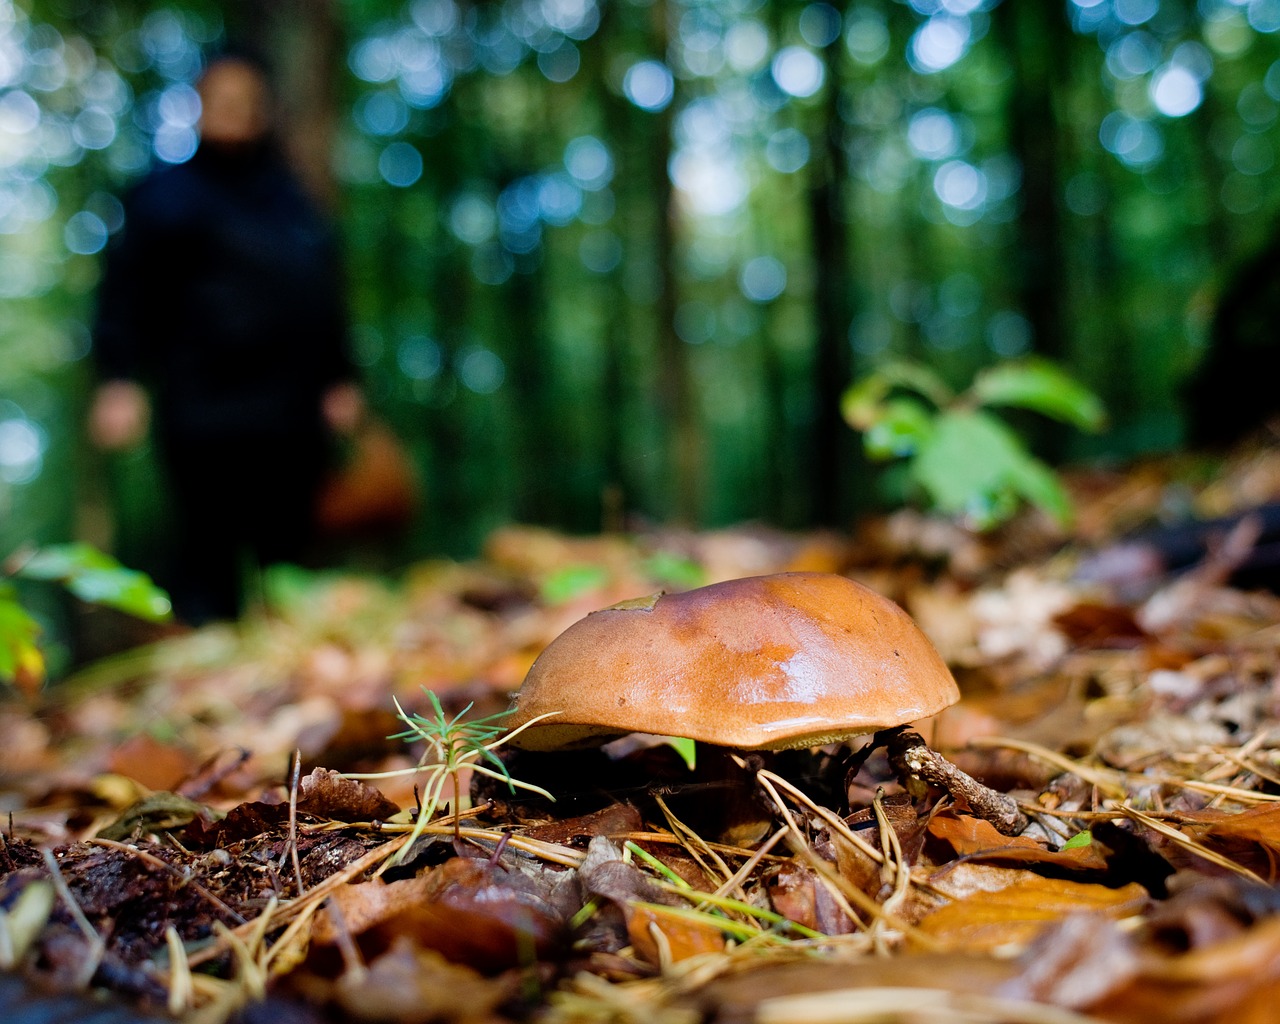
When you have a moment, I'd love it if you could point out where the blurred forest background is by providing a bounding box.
[2,0,1279,585]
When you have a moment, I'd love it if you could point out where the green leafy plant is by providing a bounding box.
[1,543,172,693]
[842,357,1106,530]
[348,689,557,860]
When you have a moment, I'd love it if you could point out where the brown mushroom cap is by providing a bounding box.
[507,572,960,751]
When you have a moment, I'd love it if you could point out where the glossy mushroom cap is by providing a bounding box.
[506,572,960,751]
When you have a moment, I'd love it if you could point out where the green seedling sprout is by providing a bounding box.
[347,689,558,861]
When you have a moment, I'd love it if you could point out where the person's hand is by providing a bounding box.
[321,382,365,436]
[89,380,150,450]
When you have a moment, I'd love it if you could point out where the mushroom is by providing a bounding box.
[507,572,1026,834]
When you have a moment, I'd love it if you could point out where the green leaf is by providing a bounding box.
[970,358,1106,431]
[13,543,172,622]
[642,552,706,590]
[841,361,953,431]
[911,410,1073,530]
[666,736,697,771]
[841,373,893,430]
[14,542,116,580]
[0,590,45,692]
[1004,451,1074,528]
[873,361,954,407]
[1061,830,1093,850]
[64,567,173,620]
[862,396,935,460]
[540,564,610,605]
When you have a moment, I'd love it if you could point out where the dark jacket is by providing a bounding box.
[94,142,353,445]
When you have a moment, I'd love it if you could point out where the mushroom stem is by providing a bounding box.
[882,727,1028,836]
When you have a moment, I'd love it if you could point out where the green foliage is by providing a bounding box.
[0,587,43,692]
[540,564,610,605]
[843,358,1106,531]
[641,552,706,591]
[14,543,173,620]
[0,543,171,692]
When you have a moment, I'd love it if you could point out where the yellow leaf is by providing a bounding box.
[917,878,1147,951]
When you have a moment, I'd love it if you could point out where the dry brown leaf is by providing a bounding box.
[519,803,644,847]
[313,857,565,972]
[105,733,196,791]
[329,935,515,1024]
[1091,916,1280,1024]
[625,903,726,965]
[694,953,1023,1022]
[916,877,1148,951]
[1181,804,1280,851]
[928,812,1110,872]
[1052,602,1149,648]
[296,767,400,822]
[764,863,856,936]
[1001,913,1139,1009]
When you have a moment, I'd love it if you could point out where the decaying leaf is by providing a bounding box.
[928,812,1110,872]
[916,877,1148,951]
[313,854,565,973]
[296,767,400,822]
[626,902,726,965]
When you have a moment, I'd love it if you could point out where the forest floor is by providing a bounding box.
[7,440,1280,1023]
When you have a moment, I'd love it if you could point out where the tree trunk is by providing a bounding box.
[807,32,855,527]
[648,0,699,523]
[996,2,1068,363]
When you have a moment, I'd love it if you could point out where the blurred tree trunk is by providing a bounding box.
[588,3,630,531]
[807,30,854,527]
[649,0,699,523]
[995,2,1068,363]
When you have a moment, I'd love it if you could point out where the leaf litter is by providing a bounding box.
[11,446,1280,1020]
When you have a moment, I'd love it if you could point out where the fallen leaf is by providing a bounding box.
[916,877,1148,951]
[1000,912,1139,1008]
[296,767,399,822]
[1181,803,1280,852]
[330,935,515,1024]
[928,812,1110,872]
[519,802,643,847]
[314,856,565,973]
[625,902,726,964]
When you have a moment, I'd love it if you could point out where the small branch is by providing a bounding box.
[283,750,305,897]
[884,728,1028,836]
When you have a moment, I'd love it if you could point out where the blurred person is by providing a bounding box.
[89,51,363,624]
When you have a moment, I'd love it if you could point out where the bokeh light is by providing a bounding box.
[845,10,890,66]
[765,127,810,173]
[458,347,504,393]
[623,60,674,112]
[907,108,962,160]
[449,192,496,245]
[63,210,107,254]
[799,4,842,49]
[909,16,971,74]
[397,335,443,380]
[379,141,423,186]
[1100,111,1163,167]
[739,256,786,303]
[771,46,824,98]
[1150,64,1204,117]
[564,135,613,190]
[0,416,44,485]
